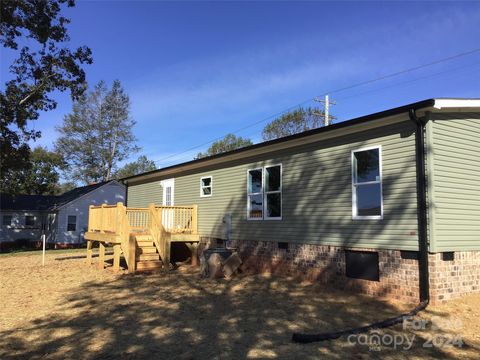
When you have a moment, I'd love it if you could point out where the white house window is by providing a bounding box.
[200,176,212,197]
[25,215,35,227]
[67,215,77,231]
[265,165,282,219]
[247,168,263,219]
[3,215,12,226]
[247,164,282,220]
[352,146,383,220]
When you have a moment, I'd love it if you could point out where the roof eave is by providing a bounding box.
[122,99,438,185]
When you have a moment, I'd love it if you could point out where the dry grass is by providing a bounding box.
[0,250,479,359]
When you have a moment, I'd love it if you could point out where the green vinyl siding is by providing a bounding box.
[127,120,420,251]
[429,113,480,252]
[128,180,163,207]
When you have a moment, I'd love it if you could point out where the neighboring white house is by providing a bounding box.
[0,180,125,248]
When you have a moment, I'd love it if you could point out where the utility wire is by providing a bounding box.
[154,48,480,166]
[319,48,480,97]
[153,98,314,164]
[335,60,480,102]
[157,59,476,167]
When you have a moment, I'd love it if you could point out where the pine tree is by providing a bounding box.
[56,80,139,184]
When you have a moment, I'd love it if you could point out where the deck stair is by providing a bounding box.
[85,203,200,273]
[135,234,163,271]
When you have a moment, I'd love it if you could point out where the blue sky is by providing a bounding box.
[2,1,480,168]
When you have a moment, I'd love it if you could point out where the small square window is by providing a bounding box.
[3,215,12,226]
[67,215,77,231]
[25,215,35,227]
[200,176,212,197]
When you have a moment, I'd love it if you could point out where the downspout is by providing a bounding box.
[408,108,430,304]
[124,181,129,207]
[292,108,430,343]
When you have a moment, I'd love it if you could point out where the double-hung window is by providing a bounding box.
[200,176,212,197]
[247,168,263,220]
[352,146,383,220]
[247,164,282,220]
[67,215,77,231]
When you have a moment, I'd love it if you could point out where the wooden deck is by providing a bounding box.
[84,203,200,272]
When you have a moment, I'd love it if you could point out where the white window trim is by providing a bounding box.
[200,176,213,197]
[247,167,264,221]
[67,215,77,232]
[351,145,384,220]
[264,164,282,220]
[247,164,283,221]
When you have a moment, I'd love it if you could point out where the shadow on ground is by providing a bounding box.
[1,261,475,360]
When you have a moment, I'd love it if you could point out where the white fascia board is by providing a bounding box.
[433,99,480,110]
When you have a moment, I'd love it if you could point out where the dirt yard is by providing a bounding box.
[1,250,479,359]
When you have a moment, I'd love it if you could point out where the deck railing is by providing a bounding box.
[126,208,151,231]
[88,203,198,235]
[156,205,198,234]
[88,204,121,234]
[86,203,198,273]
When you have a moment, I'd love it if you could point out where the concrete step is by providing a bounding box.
[136,260,163,271]
[137,246,157,254]
[137,253,160,261]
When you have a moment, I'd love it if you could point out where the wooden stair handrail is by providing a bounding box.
[148,203,171,268]
[87,203,198,272]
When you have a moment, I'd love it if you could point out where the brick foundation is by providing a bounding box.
[199,238,480,304]
[429,251,480,302]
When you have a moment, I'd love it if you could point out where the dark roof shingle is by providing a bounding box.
[0,181,114,211]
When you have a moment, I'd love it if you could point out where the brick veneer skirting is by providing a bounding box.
[428,251,480,302]
[199,238,480,304]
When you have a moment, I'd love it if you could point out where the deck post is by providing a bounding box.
[86,240,93,265]
[186,242,199,267]
[191,243,198,267]
[192,205,198,234]
[98,242,105,270]
[163,234,171,271]
[113,244,121,272]
[128,234,136,273]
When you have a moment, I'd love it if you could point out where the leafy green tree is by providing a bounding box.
[114,155,156,179]
[196,134,253,159]
[55,80,139,184]
[55,181,77,195]
[0,0,92,185]
[262,107,333,141]
[1,146,66,195]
